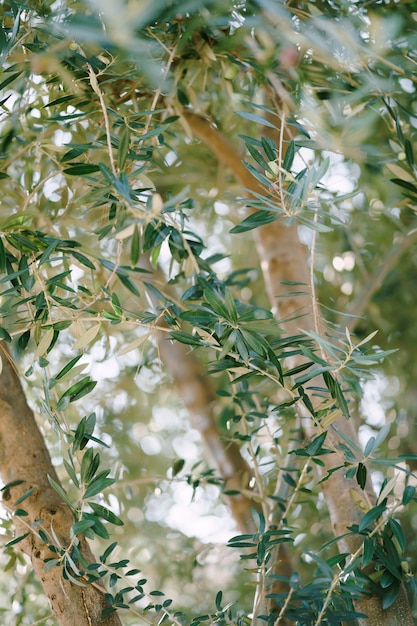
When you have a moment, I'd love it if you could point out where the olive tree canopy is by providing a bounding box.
[0,1,417,625]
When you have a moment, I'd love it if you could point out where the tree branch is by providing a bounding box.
[182,109,413,625]
[346,228,417,332]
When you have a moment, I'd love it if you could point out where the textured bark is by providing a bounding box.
[183,111,413,625]
[0,349,122,626]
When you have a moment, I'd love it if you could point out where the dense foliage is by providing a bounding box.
[1,1,417,624]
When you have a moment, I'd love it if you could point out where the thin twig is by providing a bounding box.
[274,585,296,626]
[309,203,326,360]
[142,32,177,136]
[313,497,405,626]
[86,62,118,177]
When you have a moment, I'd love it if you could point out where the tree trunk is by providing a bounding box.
[0,348,122,626]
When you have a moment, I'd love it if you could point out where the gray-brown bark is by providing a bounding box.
[0,348,122,626]
[183,110,413,625]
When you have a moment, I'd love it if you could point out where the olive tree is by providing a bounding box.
[0,1,417,625]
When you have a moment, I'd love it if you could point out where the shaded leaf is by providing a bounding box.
[63,164,100,175]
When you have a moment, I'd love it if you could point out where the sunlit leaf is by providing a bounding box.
[88,502,124,526]
[47,475,74,510]
[72,324,101,351]
[34,327,54,360]
[236,111,276,128]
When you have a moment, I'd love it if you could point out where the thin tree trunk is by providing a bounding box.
[0,348,122,626]
[183,111,413,625]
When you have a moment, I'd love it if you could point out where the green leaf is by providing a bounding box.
[43,558,61,571]
[283,140,295,172]
[238,328,265,355]
[373,423,391,451]
[13,508,28,517]
[333,380,350,419]
[5,532,30,547]
[236,111,276,128]
[404,139,414,167]
[0,327,12,342]
[72,519,95,535]
[242,161,274,187]
[388,518,406,553]
[73,413,97,452]
[172,458,185,476]
[363,436,376,458]
[230,211,278,234]
[131,225,140,267]
[100,541,118,564]
[63,458,80,488]
[0,71,22,91]
[306,432,327,456]
[1,479,24,492]
[58,377,97,408]
[260,136,276,161]
[88,502,124,526]
[390,178,417,194]
[47,475,74,510]
[38,241,58,266]
[80,448,100,484]
[44,94,76,109]
[215,590,222,611]
[246,143,270,171]
[381,582,400,610]
[170,331,201,346]
[60,146,89,162]
[0,237,5,273]
[118,126,130,170]
[14,487,35,506]
[298,345,328,366]
[55,355,83,381]
[63,164,100,175]
[83,472,115,499]
[117,272,140,296]
[402,485,416,505]
[204,288,230,319]
[71,250,96,270]
[362,536,374,568]
[359,504,386,533]
[356,463,367,490]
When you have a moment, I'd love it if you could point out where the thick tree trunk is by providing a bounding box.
[0,349,122,626]
[183,111,413,625]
